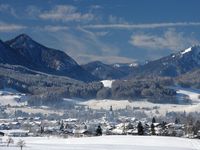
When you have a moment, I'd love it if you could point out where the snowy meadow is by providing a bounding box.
[1,135,200,150]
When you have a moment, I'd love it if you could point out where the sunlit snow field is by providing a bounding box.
[1,85,200,117]
[1,135,200,150]
[80,83,200,116]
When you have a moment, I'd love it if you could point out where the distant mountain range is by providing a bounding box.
[1,34,200,83]
[81,61,137,80]
[1,34,200,105]
[128,45,200,78]
[0,34,97,82]
[83,45,200,80]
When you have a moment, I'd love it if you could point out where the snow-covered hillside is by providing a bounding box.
[174,87,200,103]
[0,89,26,106]
[1,135,200,150]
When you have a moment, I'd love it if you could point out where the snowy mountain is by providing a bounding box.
[112,62,138,75]
[1,34,97,82]
[128,45,200,78]
[82,61,127,80]
[113,62,138,68]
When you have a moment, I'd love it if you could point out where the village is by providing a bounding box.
[0,90,200,148]
[0,105,199,145]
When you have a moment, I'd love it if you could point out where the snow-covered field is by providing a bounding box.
[0,95,22,106]
[1,135,200,150]
[175,87,200,103]
[1,86,200,117]
[6,107,64,116]
[0,89,64,116]
[0,89,26,106]
[80,87,200,116]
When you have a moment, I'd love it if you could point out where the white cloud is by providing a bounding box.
[77,27,108,37]
[95,31,108,36]
[90,5,103,10]
[129,29,199,50]
[44,25,69,32]
[77,27,119,55]
[0,4,17,17]
[39,27,125,64]
[84,22,200,29]
[26,5,41,18]
[39,5,94,22]
[0,22,26,32]
[108,15,127,24]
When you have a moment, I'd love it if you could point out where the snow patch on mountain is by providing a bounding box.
[113,64,120,67]
[181,47,192,55]
[129,63,138,67]
[101,80,115,88]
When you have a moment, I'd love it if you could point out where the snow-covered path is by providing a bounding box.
[1,135,200,150]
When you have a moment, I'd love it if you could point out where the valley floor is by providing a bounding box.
[80,87,200,116]
[1,135,200,150]
[1,86,200,117]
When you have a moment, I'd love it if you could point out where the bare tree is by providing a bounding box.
[6,137,14,147]
[17,139,26,150]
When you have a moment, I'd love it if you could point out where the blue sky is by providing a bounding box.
[1,0,200,64]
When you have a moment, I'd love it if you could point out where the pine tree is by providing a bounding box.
[110,105,113,112]
[96,125,102,136]
[151,123,155,135]
[137,121,144,135]
[193,120,200,135]
[40,126,44,134]
[60,120,64,131]
[152,117,156,123]
[175,118,179,124]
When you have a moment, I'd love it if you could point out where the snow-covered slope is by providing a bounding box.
[0,89,26,106]
[128,45,200,78]
[1,135,200,150]
[175,87,200,103]
[181,47,192,55]
[101,80,115,88]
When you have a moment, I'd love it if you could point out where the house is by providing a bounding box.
[0,129,29,137]
[9,122,21,129]
[0,123,10,130]
[73,129,89,137]
[0,131,4,136]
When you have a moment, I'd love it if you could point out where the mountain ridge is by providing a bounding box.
[127,45,200,78]
[81,61,127,80]
[1,34,98,82]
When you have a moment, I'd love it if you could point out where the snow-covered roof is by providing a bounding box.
[0,129,29,134]
[63,118,78,122]
[111,128,124,134]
